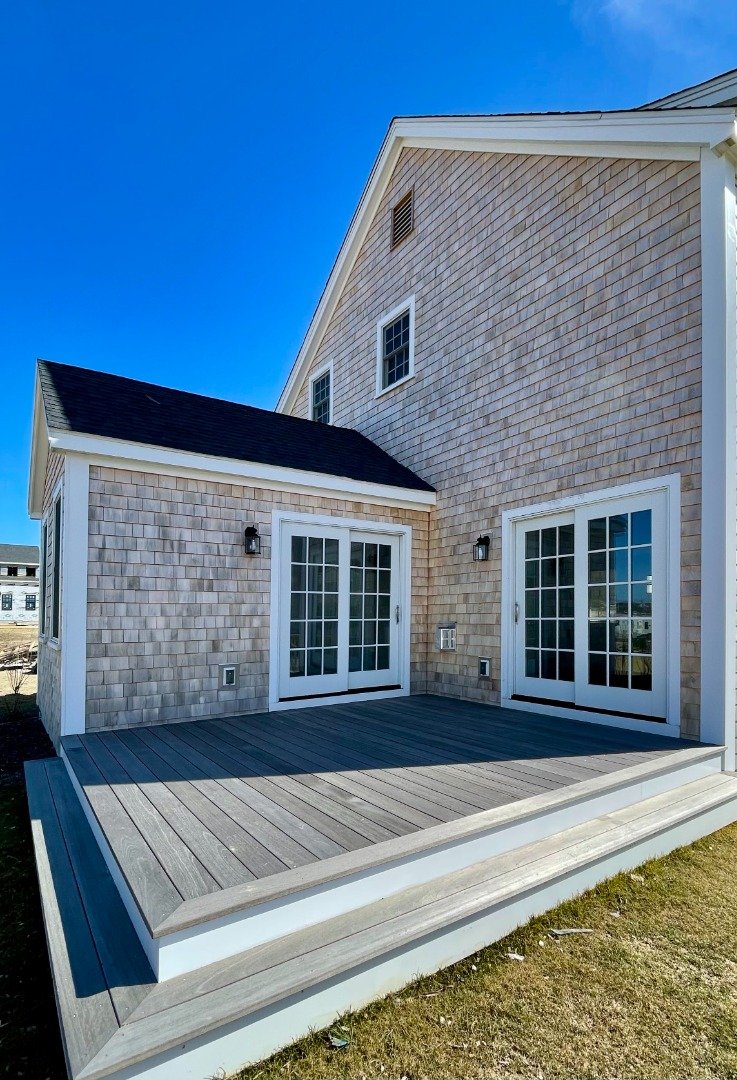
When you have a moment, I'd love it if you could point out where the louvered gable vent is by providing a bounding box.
[391,190,414,248]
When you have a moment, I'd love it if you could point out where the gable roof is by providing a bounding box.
[35,359,434,496]
[275,102,737,415]
[641,68,737,110]
[0,544,39,565]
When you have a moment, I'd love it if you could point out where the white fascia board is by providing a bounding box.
[27,373,49,520]
[47,430,436,511]
[275,108,736,415]
[644,71,737,110]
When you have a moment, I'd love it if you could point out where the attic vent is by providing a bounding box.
[391,191,414,248]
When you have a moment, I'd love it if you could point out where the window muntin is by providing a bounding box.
[289,535,340,679]
[310,368,331,424]
[25,594,36,611]
[1,594,12,611]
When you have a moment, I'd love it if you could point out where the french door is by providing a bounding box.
[513,490,667,719]
[278,521,402,701]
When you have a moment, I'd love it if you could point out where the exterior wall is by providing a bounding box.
[85,466,429,731]
[290,148,702,737]
[37,450,65,745]
[0,578,40,623]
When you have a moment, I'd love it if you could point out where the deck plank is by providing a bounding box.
[101,732,253,889]
[62,742,183,930]
[80,734,220,901]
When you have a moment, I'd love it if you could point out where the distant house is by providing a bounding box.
[0,544,39,624]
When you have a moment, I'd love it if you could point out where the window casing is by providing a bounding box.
[1,594,12,611]
[376,296,415,397]
[25,594,36,611]
[51,494,62,640]
[309,364,332,424]
[39,523,47,635]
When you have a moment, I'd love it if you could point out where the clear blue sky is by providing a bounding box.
[2,1,736,544]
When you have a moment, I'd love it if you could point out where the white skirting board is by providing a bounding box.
[101,793,737,1080]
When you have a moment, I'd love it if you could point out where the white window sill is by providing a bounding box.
[375,372,415,400]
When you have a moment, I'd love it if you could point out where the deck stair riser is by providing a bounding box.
[61,740,723,980]
[26,758,737,1080]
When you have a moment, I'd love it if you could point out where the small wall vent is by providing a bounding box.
[391,190,414,248]
[436,624,456,651]
[478,657,491,678]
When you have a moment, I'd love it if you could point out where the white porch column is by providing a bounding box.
[699,148,737,766]
[60,454,90,736]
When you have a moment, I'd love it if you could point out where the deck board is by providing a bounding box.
[62,695,698,933]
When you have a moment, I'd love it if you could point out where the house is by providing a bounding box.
[0,543,40,624]
[24,69,737,1080]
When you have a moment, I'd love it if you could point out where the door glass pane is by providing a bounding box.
[523,525,574,682]
[587,509,652,692]
[351,541,392,672]
[289,534,339,679]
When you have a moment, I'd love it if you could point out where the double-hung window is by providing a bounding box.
[309,364,332,424]
[1,594,11,611]
[26,594,37,611]
[376,296,415,396]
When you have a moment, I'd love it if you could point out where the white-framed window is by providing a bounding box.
[376,295,415,397]
[309,362,333,425]
[1,594,12,611]
[25,594,37,611]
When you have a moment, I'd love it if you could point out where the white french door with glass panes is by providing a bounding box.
[278,520,402,701]
[512,489,667,720]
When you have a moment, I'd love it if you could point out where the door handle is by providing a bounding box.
[514,602,520,624]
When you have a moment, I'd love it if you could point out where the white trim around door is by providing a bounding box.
[269,510,412,711]
[501,475,681,737]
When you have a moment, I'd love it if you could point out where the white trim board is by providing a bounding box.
[275,109,737,415]
[500,474,682,736]
[699,149,737,767]
[43,432,436,511]
[60,457,89,737]
[268,510,413,710]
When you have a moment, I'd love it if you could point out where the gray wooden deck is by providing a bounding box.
[60,695,696,935]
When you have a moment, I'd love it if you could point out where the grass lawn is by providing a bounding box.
[1,657,736,1080]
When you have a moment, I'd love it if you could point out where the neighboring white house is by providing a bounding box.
[0,543,40,625]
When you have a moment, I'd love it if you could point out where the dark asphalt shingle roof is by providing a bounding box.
[0,544,39,565]
[37,360,434,494]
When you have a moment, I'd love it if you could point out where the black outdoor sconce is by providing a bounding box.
[244,525,261,555]
[472,534,490,562]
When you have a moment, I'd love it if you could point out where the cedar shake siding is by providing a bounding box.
[85,466,429,731]
[289,148,703,737]
[37,449,64,744]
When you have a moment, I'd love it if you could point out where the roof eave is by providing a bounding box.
[275,107,737,416]
[28,370,49,520]
[46,429,436,511]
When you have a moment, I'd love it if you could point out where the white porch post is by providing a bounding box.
[60,455,90,736]
[699,148,737,766]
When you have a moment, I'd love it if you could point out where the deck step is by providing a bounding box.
[27,759,737,1080]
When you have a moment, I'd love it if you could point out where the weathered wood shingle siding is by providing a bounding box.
[290,149,703,737]
[85,467,429,730]
[37,449,64,744]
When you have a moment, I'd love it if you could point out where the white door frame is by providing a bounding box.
[501,475,682,737]
[269,509,412,711]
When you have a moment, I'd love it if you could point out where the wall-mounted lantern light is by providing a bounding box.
[472,534,490,562]
[244,525,261,555]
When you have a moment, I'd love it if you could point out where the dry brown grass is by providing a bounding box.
[236,825,737,1080]
[0,624,38,719]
